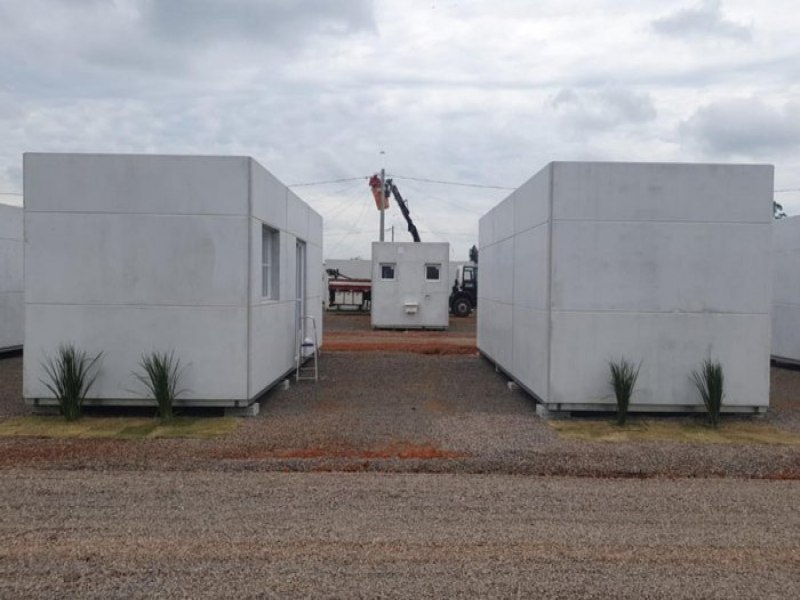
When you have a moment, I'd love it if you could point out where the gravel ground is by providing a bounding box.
[2,317,799,598]
[1,312,798,477]
[1,471,797,599]
[1,350,799,479]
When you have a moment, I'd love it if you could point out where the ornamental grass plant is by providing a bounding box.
[608,358,641,426]
[40,344,102,421]
[134,351,185,421]
[691,358,724,428]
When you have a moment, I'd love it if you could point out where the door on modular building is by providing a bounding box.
[295,239,307,349]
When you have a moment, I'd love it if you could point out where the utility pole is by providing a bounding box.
[379,168,386,242]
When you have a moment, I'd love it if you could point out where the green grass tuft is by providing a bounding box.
[40,344,102,421]
[549,419,800,445]
[0,416,239,439]
[609,358,641,426]
[133,351,184,421]
[691,358,724,428]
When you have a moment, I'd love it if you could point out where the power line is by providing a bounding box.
[290,176,799,194]
[388,175,514,191]
[289,177,367,187]
[0,192,22,196]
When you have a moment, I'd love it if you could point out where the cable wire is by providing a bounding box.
[289,176,367,187]
[388,175,515,191]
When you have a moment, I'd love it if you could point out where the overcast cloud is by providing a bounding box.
[652,0,752,41]
[1,0,798,260]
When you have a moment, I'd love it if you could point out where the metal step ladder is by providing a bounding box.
[295,315,319,382]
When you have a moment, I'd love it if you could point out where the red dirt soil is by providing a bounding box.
[323,341,476,355]
[322,312,477,354]
[206,442,466,460]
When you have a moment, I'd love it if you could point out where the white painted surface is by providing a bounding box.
[479,162,772,412]
[371,242,450,328]
[772,215,800,363]
[0,203,23,351]
[23,153,322,407]
[247,160,323,399]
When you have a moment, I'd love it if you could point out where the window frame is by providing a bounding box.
[261,224,280,300]
[425,263,441,282]
[380,263,396,281]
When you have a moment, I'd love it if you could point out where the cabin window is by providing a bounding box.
[262,225,280,299]
[425,264,441,281]
[380,263,396,281]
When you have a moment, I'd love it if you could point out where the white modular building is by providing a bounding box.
[772,215,800,364]
[479,161,773,414]
[325,258,471,288]
[323,257,473,310]
[371,242,450,329]
[23,153,323,410]
[0,203,23,352]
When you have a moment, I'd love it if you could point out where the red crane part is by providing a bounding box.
[369,174,390,210]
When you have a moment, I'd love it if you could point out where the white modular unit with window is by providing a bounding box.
[371,242,450,329]
[323,257,473,309]
[0,203,23,352]
[479,161,772,414]
[23,153,323,409]
[772,215,800,364]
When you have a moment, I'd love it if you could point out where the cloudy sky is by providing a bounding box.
[1,0,798,260]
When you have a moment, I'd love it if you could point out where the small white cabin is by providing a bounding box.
[371,242,450,329]
[0,203,23,352]
[479,161,772,414]
[772,215,800,364]
[23,153,323,410]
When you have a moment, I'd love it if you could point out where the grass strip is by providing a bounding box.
[549,419,800,445]
[0,416,239,439]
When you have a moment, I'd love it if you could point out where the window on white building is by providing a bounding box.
[262,225,280,299]
[380,263,396,281]
[425,264,441,281]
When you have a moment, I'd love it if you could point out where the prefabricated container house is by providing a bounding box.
[479,161,773,414]
[371,242,450,329]
[23,153,322,411]
[772,215,800,364]
[324,257,473,310]
[0,203,23,352]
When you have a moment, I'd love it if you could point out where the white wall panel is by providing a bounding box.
[514,165,551,234]
[250,160,288,229]
[25,213,248,306]
[24,153,249,216]
[0,203,23,350]
[552,162,773,224]
[551,221,771,313]
[550,312,770,409]
[772,216,800,361]
[24,304,248,402]
[480,161,772,413]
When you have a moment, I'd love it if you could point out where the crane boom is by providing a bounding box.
[385,179,421,242]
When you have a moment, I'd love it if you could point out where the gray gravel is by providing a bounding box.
[0,470,797,599]
[1,351,800,478]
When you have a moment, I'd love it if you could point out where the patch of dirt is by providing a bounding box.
[324,341,476,354]
[322,311,477,354]
[206,442,466,460]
